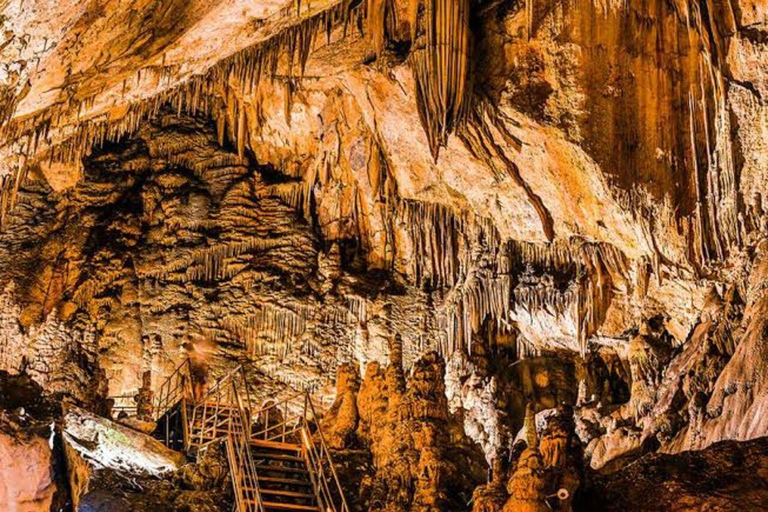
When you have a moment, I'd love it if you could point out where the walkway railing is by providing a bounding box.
[109,394,138,419]
[250,391,307,443]
[301,393,350,512]
[150,359,348,512]
[187,365,252,454]
[153,358,193,420]
[226,382,264,512]
[249,390,349,512]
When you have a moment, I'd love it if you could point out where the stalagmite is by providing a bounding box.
[523,403,538,449]
[628,319,674,419]
[0,165,27,227]
[539,419,568,469]
[504,406,548,512]
[322,363,360,448]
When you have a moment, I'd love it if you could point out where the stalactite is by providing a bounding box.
[0,173,13,227]
[222,304,313,359]
[398,198,471,289]
[516,335,540,359]
[367,0,388,57]
[440,274,515,356]
[0,164,28,228]
[636,256,651,300]
[0,0,364,225]
[166,153,246,179]
[284,79,294,126]
[408,0,420,42]
[410,0,472,159]
[72,267,127,308]
[184,238,287,282]
[259,182,305,212]
[514,280,578,320]
[391,197,631,358]
[508,240,580,275]
[0,84,20,129]
[236,98,247,159]
[525,0,533,40]
[345,294,368,323]
[574,242,629,356]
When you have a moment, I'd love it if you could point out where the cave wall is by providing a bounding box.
[0,0,766,495]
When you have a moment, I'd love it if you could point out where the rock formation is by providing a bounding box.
[356,350,485,512]
[322,362,360,448]
[0,0,767,510]
[0,413,58,512]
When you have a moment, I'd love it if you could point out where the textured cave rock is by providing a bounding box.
[61,401,230,512]
[0,0,767,511]
[579,437,768,512]
[0,372,69,512]
[63,406,186,475]
[353,348,486,512]
[0,416,57,512]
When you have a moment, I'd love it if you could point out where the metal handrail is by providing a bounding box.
[155,360,250,417]
[187,365,252,453]
[227,381,265,512]
[250,390,306,443]
[246,390,349,512]
[302,393,350,512]
[153,359,193,420]
[152,363,348,512]
[152,360,256,454]
[201,365,250,404]
[109,394,138,419]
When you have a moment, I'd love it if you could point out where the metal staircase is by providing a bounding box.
[245,439,317,512]
[248,392,349,512]
[150,359,349,512]
[152,358,194,451]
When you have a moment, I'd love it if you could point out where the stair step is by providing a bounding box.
[196,403,240,410]
[257,489,315,499]
[195,418,243,425]
[262,502,319,511]
[256,476,312,487]
[251,439,302,452]
[256,464,309,474]
[196,409,242,416]
[252,453,304,462]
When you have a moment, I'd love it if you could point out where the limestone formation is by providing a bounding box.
[323,362,361,449]
[0,0,767,510]
[357,351,484,512]
[0,415,57,512]
[503,446,549,512]
[134,370,154,421]
[63,406,186,475]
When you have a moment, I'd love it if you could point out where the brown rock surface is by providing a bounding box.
[0,373,63,512]
[0,419,56,512]
[358,351,485,512]
[580,437,768,512]
[323,362,361,449]
[0,0,766,510]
